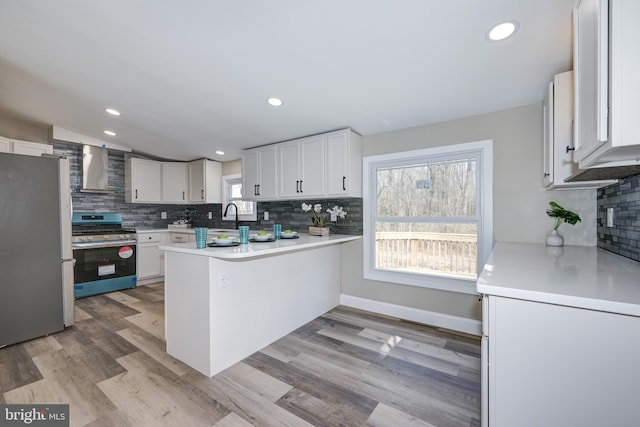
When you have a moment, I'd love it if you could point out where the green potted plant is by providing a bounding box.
[545,201,581,246]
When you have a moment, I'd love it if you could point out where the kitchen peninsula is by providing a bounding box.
[159,233,361,376]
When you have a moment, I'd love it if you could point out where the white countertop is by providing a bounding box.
[137,228,237,234]
[159,233,361,259]
[477,242,640,316]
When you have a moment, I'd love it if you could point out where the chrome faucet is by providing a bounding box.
[223,202,239,229]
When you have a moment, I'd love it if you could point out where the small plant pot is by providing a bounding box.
[546,229,564,247]
[308,226,329,236]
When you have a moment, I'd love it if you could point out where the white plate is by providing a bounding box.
[252,234,273,241]
[214,238,234,246]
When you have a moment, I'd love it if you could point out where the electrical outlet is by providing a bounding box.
[208,211,212,219]
[218,272,228,288]
[161,212,167,219]
[330,212,337,221]
[607,208,614,228]
[264,211,269,221]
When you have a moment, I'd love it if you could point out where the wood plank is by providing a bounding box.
[187,369,315,427]
[97,351,229,426]
[0,344,43,393]
[367,402,437,427]
[52,326,127,383]
[73,317,140,360]
[116,327,191,377]
[6,348,118,426]
[124,310,164,340]
[213,412,254,427]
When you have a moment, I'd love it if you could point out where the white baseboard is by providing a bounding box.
[137,277,164,286]
[339,294,482,336]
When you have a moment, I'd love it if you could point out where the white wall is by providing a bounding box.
[342,104,597,322]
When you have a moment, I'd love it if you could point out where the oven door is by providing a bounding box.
[72,240,137,297]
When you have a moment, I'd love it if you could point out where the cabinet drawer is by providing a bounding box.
[138,232,165,244]
[171,234,192,243]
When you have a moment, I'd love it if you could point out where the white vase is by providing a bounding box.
[546,229,564,247]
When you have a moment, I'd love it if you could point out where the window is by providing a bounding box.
[222,174,257,222]
[363,140,493,294]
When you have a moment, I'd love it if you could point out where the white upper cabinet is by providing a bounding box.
[126,158,162,203]
[161,162,188,203]
[543,71,615,189]
[326,129,362,197]
[1,137,54,157]
[573,0,640,168]
[242,128,362,201]
[278,135,325,198]
[188,159,222,204]
[0,136,12,153]
[242,145,277,200]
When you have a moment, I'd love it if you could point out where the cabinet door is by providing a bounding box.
[278,141,301,198]
[542,81,554,187]
[0,136,11,153]
[162,162,188,203]
[242,149,259,198]
[326,131,349,195]
[299,135,325,197]
[188,159,206,202]
[11,140,53,157]
[489,296,640,426]
[132,158,162,202]
[257,145,278,199]
[137,245,162,279]
[573,0,609,162]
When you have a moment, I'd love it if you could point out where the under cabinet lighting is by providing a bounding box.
[105,108,120,116]
[104,130,116,136]
[487,21,518,42]
[216,150,225,155]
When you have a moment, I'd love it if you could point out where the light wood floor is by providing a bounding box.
[0,283,481,426]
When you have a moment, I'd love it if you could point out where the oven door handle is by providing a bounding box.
[72,239,137,249]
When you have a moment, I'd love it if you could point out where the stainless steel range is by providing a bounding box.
[72,213,137,298]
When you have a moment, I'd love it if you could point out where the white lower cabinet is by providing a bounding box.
[485,295,640,426]
[137,231,169,282]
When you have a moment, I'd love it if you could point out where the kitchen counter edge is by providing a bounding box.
[476,242,640,317]
[159,234,361,259]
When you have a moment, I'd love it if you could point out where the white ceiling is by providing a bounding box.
[0,0,574,161]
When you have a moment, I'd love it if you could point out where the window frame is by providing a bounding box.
[363,139,493,294]
[222,174,257,222]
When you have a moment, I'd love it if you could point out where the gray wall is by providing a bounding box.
[342,104,598,321]
[597,174,640,261]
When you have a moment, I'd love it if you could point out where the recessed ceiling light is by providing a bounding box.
[215,150,225,155]
[266,97,283,107]
[104,130,116,136]
[487,21,519,42]
[105,108,120,116]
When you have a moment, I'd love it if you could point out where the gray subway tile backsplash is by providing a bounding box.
[53,142,362,234]
[597,173,640,262]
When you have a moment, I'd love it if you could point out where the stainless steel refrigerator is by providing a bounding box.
[0,151,74,347]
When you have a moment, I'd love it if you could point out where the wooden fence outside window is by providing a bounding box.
[375,232,478,279]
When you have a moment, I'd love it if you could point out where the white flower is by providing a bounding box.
[327,205,347,219]
[313,204,322,213]
[301,203,312,212]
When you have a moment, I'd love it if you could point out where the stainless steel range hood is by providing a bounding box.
[81,145,111,193]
